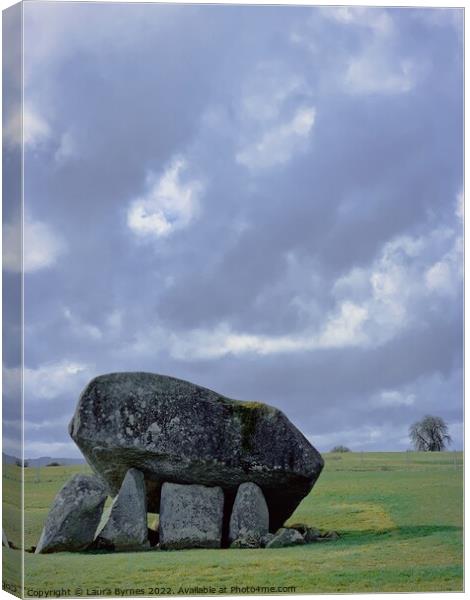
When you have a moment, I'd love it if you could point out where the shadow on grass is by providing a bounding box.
[337,524,462,548]
[24,525,462,556]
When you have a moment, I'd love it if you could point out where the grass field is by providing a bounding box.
[2,451,464,596]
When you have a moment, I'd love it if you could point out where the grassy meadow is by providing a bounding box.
[2,451,463,596]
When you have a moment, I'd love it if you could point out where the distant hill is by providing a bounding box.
[3,452,85,467]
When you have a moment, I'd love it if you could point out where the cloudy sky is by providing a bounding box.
[3,2,463,457]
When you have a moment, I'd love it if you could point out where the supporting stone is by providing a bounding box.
[289,523,321,542]
[95,468,149,551]
[229,482,269,544]
[159,482,224,550]
[35,474,107,553]
[260,533,275,547]
[265,527,305,548]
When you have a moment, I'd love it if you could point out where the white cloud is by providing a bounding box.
[126,196,462,363]
[345,56,416,95]
[63,308,103,341]
[424,196,462,296]
[425,236,462,296]
[23,360,92,402]
[166,299,367,361]
[4,101,76,165]
[24,106,51,146]
[425,261,453,294]
[334,7,423,96]
[162,190,462,361]
[317,301,368,348]
[236,106,316,169]
[2,365,21,398]
[4,104,51,149]
[169,325,304,360]
[3,214,65,273]
[61,307,128,344]
[54,130,77,164]
[232,63,316,170]
[291,7,420,96]
[240,73,304,122]
[321,7,393,36]
[373,390,416,408]
[164,233,414,361]
[127,157,203,239]
[129,322,312,361]
[3,360,92,409]
[332,267,370,301]
[334,198,462,341]
[24,217,65,272]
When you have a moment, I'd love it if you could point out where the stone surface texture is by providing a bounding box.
[35,474,107,553]
[95,468,148,550]
[159,482,224,549]
[265,527,305,548]
[70,372,324,530]
[230,535,261,549]
[290,523,321,542]
[229,482,269,543]
[260,533,275,547]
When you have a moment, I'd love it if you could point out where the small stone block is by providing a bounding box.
[159,482,224,550]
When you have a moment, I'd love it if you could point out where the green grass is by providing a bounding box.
[3,464,22,591]
[2,452,463,596]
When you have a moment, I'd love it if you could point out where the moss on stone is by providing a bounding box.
[229,401,272,453]
[214,395,272,453]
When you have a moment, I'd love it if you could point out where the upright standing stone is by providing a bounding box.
[229,482,269,544]
[95,468,148,551]
[159,482,224,549]
[35,474,107,553]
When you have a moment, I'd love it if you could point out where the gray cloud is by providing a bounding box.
[10,4,462,457]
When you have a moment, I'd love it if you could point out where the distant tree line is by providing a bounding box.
[330,445,351,453]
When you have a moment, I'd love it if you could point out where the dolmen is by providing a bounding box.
[36,372,325,553]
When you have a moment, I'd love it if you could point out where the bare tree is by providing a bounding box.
[409,415,452,451]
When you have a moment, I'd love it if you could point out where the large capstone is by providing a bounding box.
[95,468,148,551]
[69,372,324,530]
[159,483,224,549]
[229,482,269,544]
[35,474,107,554]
